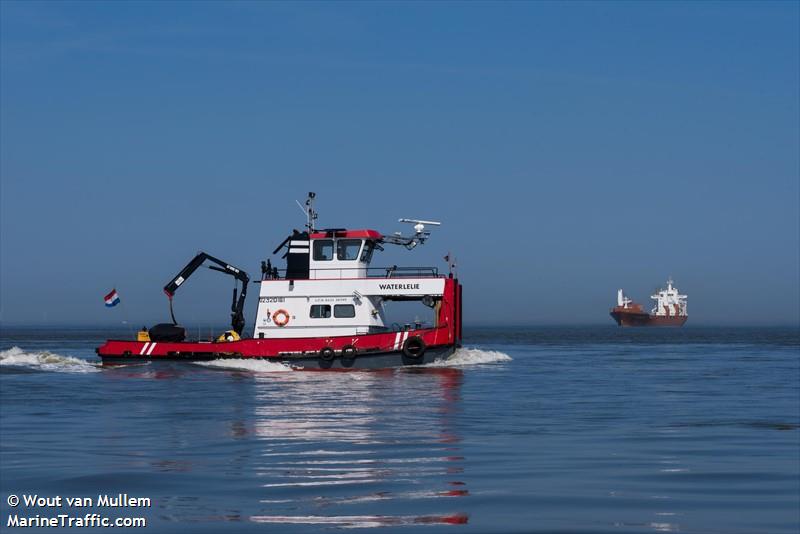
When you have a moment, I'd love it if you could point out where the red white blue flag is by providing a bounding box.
[104,289,121,308]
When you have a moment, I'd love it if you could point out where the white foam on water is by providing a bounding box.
[195,348,510,373]
[194,358,295,373]
[0,346,100,373]
[424,347,512,367]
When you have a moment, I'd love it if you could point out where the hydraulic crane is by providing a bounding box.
[149,252,250,341]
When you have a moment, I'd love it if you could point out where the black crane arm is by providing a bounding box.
[163,252,250,335]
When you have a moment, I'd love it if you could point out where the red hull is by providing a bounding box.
[97,326,454,361]
[610,308,687,327]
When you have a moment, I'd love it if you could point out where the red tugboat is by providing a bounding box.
[97,193,462,368]
[610,279,688,327]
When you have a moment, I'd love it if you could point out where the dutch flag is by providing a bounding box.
[104,289,121,308]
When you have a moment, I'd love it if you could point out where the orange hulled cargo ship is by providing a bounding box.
[610,279,688,327]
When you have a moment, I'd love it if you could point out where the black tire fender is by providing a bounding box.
[319,347,335,362]
[402,336,426,359]
[340,345,357,359]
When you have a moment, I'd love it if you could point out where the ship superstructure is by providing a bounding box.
[650,278,687,318]
[610,279,688,327]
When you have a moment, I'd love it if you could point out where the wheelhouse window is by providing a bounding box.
[313,240,334,261]
[336,239,362,261]
[334,304,356,318]
[360,241,375,263]
[310,304,331,318]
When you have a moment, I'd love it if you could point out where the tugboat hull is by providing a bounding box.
[99,344,457,369]
[97,328,459,369]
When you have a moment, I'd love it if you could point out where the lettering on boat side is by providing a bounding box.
[378,283,421,290]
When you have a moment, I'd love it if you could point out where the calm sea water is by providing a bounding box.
[1,326,798,533]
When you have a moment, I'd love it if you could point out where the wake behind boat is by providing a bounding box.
[96,193,463,369]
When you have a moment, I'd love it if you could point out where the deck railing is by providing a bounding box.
[260,266,440,281]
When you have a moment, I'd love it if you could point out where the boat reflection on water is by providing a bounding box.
[243,367,470,528]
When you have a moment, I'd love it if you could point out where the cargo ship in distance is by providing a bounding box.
[610,278,688,327]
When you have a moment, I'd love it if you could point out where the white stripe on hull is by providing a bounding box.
[392,331,410,351]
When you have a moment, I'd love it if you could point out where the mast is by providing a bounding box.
[296,192,318,233]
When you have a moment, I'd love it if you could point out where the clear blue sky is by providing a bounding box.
[1,1,798,327]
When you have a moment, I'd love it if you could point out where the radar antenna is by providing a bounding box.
[382,218,442,249]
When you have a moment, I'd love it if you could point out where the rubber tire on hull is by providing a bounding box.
[319,347,335,369]
[340,345,357,368]
[299,345,454,369]
[402,336,426,363]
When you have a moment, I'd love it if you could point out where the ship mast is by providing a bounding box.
[617,289,632,309]
[296,192,318,233]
